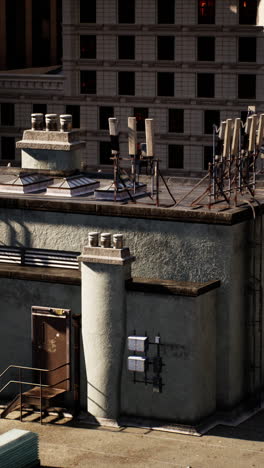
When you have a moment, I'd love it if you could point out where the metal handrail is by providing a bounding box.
[0,362,70,380]
[0,363,70,424]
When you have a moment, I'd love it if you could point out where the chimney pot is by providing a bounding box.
[88,232,99,247]
[60,114,73,132]
[45,114,59,131]
[113,234,123,249]
[101,233,111,248]
[31,113,44,131]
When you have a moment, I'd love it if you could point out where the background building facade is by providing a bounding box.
[0,0,264,171]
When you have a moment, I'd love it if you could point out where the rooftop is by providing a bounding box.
[0,169,263,225]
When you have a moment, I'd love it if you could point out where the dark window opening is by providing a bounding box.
[197,37,215,61]
[238,74,256,99]
[1,137,15,160]
[80,71,96,94]
[169,109,184,133]
[100,141,112,165]
[32,104,47,115]
[80,35,96,59]
[157,36,174,61]
[239,0,257,25]
[157,72,174,97]
[99,107,114,130]
[118,36,135,60]
[241,110,248,124]
[238,37,256,62]
[204,146,213,170]
[6,0,26,69]
[157,0,175,24]
[204,110,220,134]
[80,0,96,23]
[197,73,215,98]
[118,72,135,95]
[168,145,184,169]
[198,0,215,24]
[118,0,135,23]
[32,2,51,66]
[1,103,15,126]
[66,105,80,128]
[134,108,149,132]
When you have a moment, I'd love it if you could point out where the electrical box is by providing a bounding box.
[128,336,148,353]
[128,356,147,373]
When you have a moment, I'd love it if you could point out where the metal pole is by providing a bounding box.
[73,315,81,416]
[155,160,159,207]
[19,368,22,422]
[40,371,42,425]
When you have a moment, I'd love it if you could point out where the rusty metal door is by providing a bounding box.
[31,306,71,391]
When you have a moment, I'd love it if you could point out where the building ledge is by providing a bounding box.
[126,278,221,297]
[0,264,81,285]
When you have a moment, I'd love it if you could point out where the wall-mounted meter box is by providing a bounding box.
[128,336,148,353]
[128,356,147,373]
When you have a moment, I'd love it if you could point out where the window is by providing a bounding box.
[238,74,256,99]
[239,0,257,25]
[66,105,80,128]
[238,37,256,62]
[32,104,47,115]
[204,146,213,170]
[204,110,220,134]
[157,72,174,96]
[198,0,215,24]
[118,36,135,60]
[118,72,135,95]
[168,145,184,169]
[80,35,96,59]
[197,37,215,61]
[157,36,174,61]
[1,103,15,126]
[100,141,112,165]
[197,73,215,98]
[1,137,15,160]
[99,107,114,130]
[168,109,184,133]
[134,108,148,131]
[118,0,135,23]
[241,110,248,124]
[157,0,175,24]
[80,71,96,94]
[80,0,96,23]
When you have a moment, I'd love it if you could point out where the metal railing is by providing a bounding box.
[0,363,70,424]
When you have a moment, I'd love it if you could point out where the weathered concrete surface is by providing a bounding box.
[1,414,264,468]
[122,291,217,424]
[0,207,251,410]
[81,246,133,420]
[21,148,83,171]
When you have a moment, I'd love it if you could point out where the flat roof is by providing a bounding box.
[0,171,263,225]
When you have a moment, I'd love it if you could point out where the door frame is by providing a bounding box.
[31,306,71,391]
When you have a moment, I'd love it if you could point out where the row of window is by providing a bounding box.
[80,0,258,25]
[80,71,256,99]
[0,135,212,171]
[0,104,81,128]
[0,103,251,137]
[99,141,213,170]
[80,35,257,63]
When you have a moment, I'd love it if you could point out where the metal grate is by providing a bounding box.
[0,247,79,270]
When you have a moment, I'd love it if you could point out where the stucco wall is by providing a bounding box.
[121,290,216,424]
[0,207,252,409]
